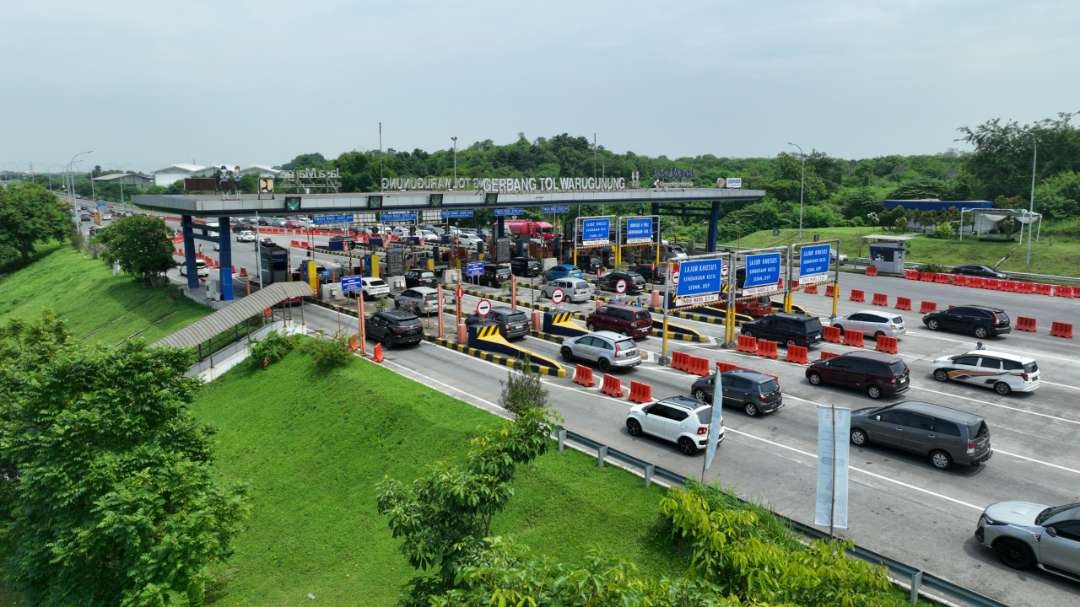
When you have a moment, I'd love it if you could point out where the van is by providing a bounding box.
[850,401,992,469]
[806,350,910,399]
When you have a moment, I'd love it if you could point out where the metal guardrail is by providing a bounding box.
[556,427,1009,607]
[852,257,1080,285]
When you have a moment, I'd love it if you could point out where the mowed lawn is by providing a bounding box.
[194,349,678,607]
[726,226,1080,278]
[0,246,208,343]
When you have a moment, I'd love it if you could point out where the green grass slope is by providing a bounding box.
[193,349,677,606]
[0,246,208,343]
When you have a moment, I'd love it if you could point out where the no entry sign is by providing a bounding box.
[551,288,566,305]
[615,279,627,294]
[476,299,492,316]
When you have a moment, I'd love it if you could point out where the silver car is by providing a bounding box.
[832,310,905,339]
[975,501,1080,579]
[542,278,592,303]
[560,330,640,371]
[394,287,444,316]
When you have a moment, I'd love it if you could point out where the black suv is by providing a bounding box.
[404,269,437,289]
[740,313,823,347]
[478,263,512,287]
[510,257,542,278]
[923,305,1011,339]
[690,369,783,417]
[598,271,646,295]
[806,351,910,399]
[366,310,423,347]
[465,306,530,340]
[951,264,1008,280]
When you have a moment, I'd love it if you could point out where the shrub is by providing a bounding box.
[249,330,293,369]
[499,363,548,414]
[302,334,352,371]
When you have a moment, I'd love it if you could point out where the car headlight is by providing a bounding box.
[980,514,1002,526]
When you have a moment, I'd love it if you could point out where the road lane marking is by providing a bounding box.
[1040,380,1080,392]
[911,386,1080,426]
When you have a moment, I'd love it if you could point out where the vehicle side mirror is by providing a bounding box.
[1045,526,1058,538]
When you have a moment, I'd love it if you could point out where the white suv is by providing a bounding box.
[625,395,725,455]
[976,501,1080,579]
[930,350,1039,395]
[831,310,905,339]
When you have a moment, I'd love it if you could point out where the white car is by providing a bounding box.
[179,260,209,278]
[360,277,390,300]
[930,350,1039,395]
[625,395,724,455]
[236,230,256,243]
[831,310,905,339]
[542,278,592,303]
[975,501,1080,577]
[560,331,640,370]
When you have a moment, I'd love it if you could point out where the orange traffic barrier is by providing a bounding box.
[372,343,384,363]
[822,325,842,344]
[786,344,809,364]
[687,355,711,377]
[875,334,899,354]
[824,285,836,298]
[757,339,778,360]
[1050,322,1074,339]
[818,350,840,361]
[348,335,359,352]
[671,351,691,372]
[628,380,652,404]
[716,361,741,373]
[1015,316,1037,332]
[849,289,865,302]
[865,265,878,277]
[919,301,937,314]
[573,364,595,387]
[872,292,888,306]
[600,373,625,398]
[904,269,918,280]
[736,334,758,354]
[895,296,912,310]
[804,284,818,294]
[843,329,865,348]
[1054,286,1075,298]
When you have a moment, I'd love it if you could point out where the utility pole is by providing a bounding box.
[451,136,458,186]
[1027,138,1037,269]
[378,121,383,189]
[788,142,806,238]
[67,150,93,228]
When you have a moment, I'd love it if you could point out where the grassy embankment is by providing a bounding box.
[724,226,1080,278]
[0,245,208,343]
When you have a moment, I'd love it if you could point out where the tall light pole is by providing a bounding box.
[1026,138,1037,269]
[67,150,93,226]
[451,136,458,186]
[788,142,806,238]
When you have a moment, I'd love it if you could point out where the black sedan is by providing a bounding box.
[952,264,1008,280]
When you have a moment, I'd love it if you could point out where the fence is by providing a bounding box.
[555,427,1008,607]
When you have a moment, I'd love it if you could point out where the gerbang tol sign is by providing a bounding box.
[381,176,626,193]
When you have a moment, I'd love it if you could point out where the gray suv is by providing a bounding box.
[849,401,992,470]
[976,501,1080,580]
[560,331,640,371]
[689,369,783,417]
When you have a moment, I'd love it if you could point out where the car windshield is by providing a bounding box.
[367,279,386,287]
[504,312,527,323]
[634,310,651,321]
[803,317,823,333]
[1036,503,1080,525]
[1025,361,1038,373]
[615,339,635,351]
[424,293,438,301]
[758,379,780,394]
[696,407,713,424]
[888,361,907,375]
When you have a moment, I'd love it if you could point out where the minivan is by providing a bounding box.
[586,304,653,339]
[923,305,1011,339]
[850,401,992,469]
[806,351,910,399]
[741,313,823,347]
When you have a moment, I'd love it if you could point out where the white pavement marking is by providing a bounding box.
[912,386,1080,426]
[905,330,1080,366]
[1040,380,1080,392]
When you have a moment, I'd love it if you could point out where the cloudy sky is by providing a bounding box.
[3,0,1078,173]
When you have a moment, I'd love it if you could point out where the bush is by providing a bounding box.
[249,330,293,370]
[499,364,548,414]
[302,334,352,371]
[929,221,954,239]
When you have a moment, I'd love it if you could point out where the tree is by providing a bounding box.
[280,152,328,170]
[95,215,175,285]
[0,312,249,606]
[499,364,547,414]
[958,111,1080,199]
[0,182,71,268]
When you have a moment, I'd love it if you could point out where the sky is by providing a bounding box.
[3,0,1079,173]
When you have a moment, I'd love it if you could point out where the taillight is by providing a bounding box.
[614,343,621,356]
[967,439,976,454]
[697,426,708,436]
[1021,372,1030,381]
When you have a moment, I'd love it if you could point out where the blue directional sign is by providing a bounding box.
[380,211,416,222]
[312,213,353,225]
[465,261,484,278]
[799,243,831,278]
[675,258,724,305]
[493,208,525,217]
[625,217,653,244]
[440,209,474,219]
[340,275,364,294]
[541,206,570,214]
[581,217,611,245]
[743,252,782,288]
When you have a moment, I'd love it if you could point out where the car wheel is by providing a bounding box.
[744,402,759,417]
[586,322,595,331]
[930,449,952,470]
[560,346,573,361]
[974,326,989,339]
[866,384,882,399]
[808,372,822,386]
[933,369,949,382]
[598,357,611,372]
[693,389,709,402]
[994,381,1011,396]
[927,319,940,330]
[626,418,643,437]
[994,538,1036,570]
[850,428,868,446]
[677,437,696,456]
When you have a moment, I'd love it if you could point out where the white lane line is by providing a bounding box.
[724,428,982,511]
[1040,380,1080,392]
[912,386,1080,426]
[904,330,1080,365]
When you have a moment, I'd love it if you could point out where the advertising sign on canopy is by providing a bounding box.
[674,258,724,307]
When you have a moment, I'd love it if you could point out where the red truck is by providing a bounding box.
[502,219,554,240]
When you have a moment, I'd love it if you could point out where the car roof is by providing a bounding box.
[841,350,902,363]
[769,312,814,321]
[588,330,632,342]
[893,400,985,424]
[410,286,437,294]
[723,369,776,383]
[956,350,1035,363]
[381,310,418,320]
[953,305,1005,312]
[848,309,894,317]
[657,394,707,411]
[491,306,523,314]
[602,303,644,311]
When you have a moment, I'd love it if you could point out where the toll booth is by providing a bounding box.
[258,244,290,285]
[862,234,914,275]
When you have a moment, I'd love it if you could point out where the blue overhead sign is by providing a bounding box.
[675,257,724,306]
[493,208,524,217]
[440,209,474,219]
[799,243,831,279]
[380,211,416,222]
[625,217,653,244]
[312,213,353,225]
[743,252,782,289]
[580,217,611,246]
[340,275,363,294]
[465,261,484,278]
[541,206,570,214]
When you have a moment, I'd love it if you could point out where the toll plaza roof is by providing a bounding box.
[133,187,765,217]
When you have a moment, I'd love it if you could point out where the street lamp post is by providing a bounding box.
[451,136,458,186]
[1027,138,1037,269]
[67,150,93,227]
[788,142,806,238]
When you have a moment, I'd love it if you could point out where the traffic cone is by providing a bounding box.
[373,343,384,363]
